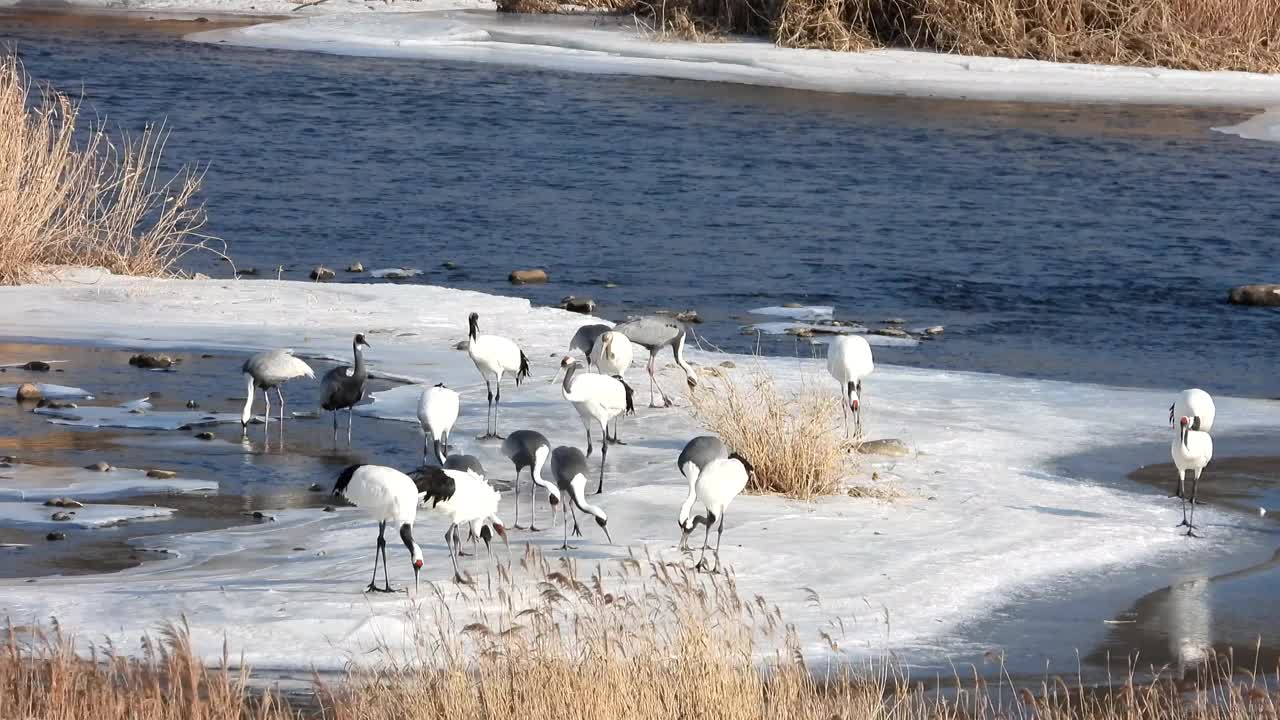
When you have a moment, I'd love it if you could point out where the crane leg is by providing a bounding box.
[263,391,271,430]
[445,525,466,584]
[1176,470,1190,526]
[695,513,714,572]
[841,396,848,438]
[366,521,393,593]
[347,407,354,444]
[454,525,470,556]
[570,504,582,537]
[1171,469,1185,499]
[332,411,338,443]
[597,438,607,494]
[712,513,726,573]
[530,482,543,532]
[276,387,286,423]
[493,380,505,440]
[1186,472,1202,538]
[559,503,576,551]
[513,468,525,529]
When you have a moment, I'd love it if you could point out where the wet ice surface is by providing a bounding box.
[0,501,177,529]
[0,384,94,399]
[0,272,1276,678]
[0,463,216,501]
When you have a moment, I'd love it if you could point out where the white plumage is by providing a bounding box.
[417,466,507,582]
[689,455,752,573]
[417,383,460,465]
[466,312,530,439]
[549,445,611,550]
[1172,414,1213,537]
[558,356,634,494]
[590,331,634,379]
[676,436,729,551]
[240,349,315,428]
[826,335,874,436]
[331,464,424,592]
[1170,388,1215,434]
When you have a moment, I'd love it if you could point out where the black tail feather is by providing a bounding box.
[617,376,635,415]
[333,463,363,497]
[517,351,531,385]
[409,466,456,507]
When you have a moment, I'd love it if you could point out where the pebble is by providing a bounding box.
[85,461,112,472]
[22,361,51,372]
[308,483,324,492]
[442,260,458,270]
[147,469,178,479]
[16,383,41,401]
[186,400,200,409]
[675,310,703,324]
[51,512,73,521]
[310,266,336,281]
[195,431,215,441]
[561,296,596,314]
[883,318,906,325]
[346,262,364,273]
[38,400,77,410]
[46,532,66,541]
[322,506,336,512]
[1228,284,1280,307]
[192,273,211,280]
[872,327,911,338]
[61,500,84,509]
[719,361,737,368]
[508,268,549,284]
[923,326,945,336]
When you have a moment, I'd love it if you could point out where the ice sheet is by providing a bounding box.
[0,384,94,400]
[368,267,424,279]
[751,321,917,347]
[750,305,835,321]
[0,461,217,501]
[0,502,176,529]
[188,12,1280,108]
[0,268,1275,671]
[1213,109,1280,144]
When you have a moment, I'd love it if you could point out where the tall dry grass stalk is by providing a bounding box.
[689,363,855,500]
[6,548,1280,719]
[502,0,1280,71]
[0,52,214,285]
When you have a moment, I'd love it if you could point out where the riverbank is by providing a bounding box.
[0,267,1275,672]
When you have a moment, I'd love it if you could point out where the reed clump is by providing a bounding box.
[0,52,213,285]
[689,364,856,500]
[6,548,1280,720]
[502,0,1280,72]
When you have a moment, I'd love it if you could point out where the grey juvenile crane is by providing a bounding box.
[320,333,370,444]
[613,316,698,407]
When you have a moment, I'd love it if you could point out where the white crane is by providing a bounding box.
[417,383,460,465]
[676,435,728,551]
[613,316,698,407]
[413,465,508,582]
[319,333,371,444]
[686,454,753,573]
[466,312,531,440]
[1173,412,1213,537]
[1169,388,1216,496]
[557,356,634,494]
[240,349,314,431]
[549,445,611,551]
[502,430,559,530]
[331,464,424,593]
[590,330,634,379]
[826,335,874,437]
[570,323,610,367]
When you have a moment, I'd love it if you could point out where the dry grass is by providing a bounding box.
[0,52,214,286]
[498,0,1280,71]
[689,363,856,500]
[6,548,1280,720]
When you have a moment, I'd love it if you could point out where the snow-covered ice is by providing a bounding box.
[0,461,216,501]
[188,11,1280,108]
[750,305,835,321]
[0,267,1275,670]
[35,404,243,430]
[0,501,177,529]
[0,383,94,400]
[1214,109,1280,144]
[368,267,424,279]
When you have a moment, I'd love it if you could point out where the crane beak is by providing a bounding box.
[413,559,422,592]
[602,525,614,545]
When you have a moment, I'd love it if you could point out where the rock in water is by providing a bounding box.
[1228,284,1280,307]
[239,267,259,276]
[195,432,215,441]
[675,310,702,324]
[51,512,73,522]
[147,469,177,479]
[129,353,175,369]
[46,532,66,541]
[857,438,911,457]
[872,327,910,338]
[346,262,364,273]
[22,361,51,372]
[15,383,41,401]
[561,296,596,314]
[923,326,945,336]
[509,269,548,284]
[310,266,336,281]
[85,461,112,472]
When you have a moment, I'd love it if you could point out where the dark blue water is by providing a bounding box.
[6,13,1280,396]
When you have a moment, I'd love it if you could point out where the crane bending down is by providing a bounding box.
[466,313,530,440]
[685,454,753,573]
[417,383,460,465]
[558,356,634,494]
[332,464,424,593]
[570,324,610,367]
[676,435,729,551]
[319,334,370,444]
[590,330,634,379]
[613,316,697,408]
[1173,413,1213,537]
[240,349,314,431]
[1169,388,1215,499]
[413,466,508,583]
[503,430,559,530]
[549,445,611,551]
[826,335,874,437]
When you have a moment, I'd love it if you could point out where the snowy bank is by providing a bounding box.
[187,11,1280,108]
[0,267,1275,671]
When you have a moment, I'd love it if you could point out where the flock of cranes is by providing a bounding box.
[239,309,1216,592]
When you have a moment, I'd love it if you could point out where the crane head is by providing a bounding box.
[354,333,370,350]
